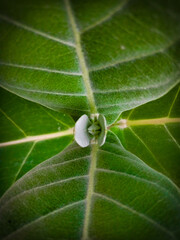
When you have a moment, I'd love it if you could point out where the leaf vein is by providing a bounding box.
[0,14,75,47]
[90,38,179,72]
[129,127,170,176]
[80,0,129,33]
[94,192,176,239]
[0,62,82,76]
[93,76,178,94]
[35,156,90,173]
[12,142,36,183]
[64,0,97,113]
[164,125,180,149]
[0,128,73,147]
[96,168,179,202]
[2,200,85,240]
[0,83,86,96]
[168,86,180,117]
[0,175,88,212]
[0,108,26,137]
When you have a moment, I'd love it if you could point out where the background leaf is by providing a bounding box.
[111,84,180,186]
[0,87,74,196]
[0,0,180,124]
[0,132,180,240]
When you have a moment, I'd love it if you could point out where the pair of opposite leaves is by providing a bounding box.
[75,114,107,147]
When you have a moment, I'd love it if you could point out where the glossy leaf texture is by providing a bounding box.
[0,132,180,240]
[0,87,74,196]
[0,0,180,124]
[111,84,180,186]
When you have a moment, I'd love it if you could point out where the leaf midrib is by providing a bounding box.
[1,117,179,147]
[64,0,97,114]
[112,117,180,128]
[63,3,105,236]
[127,117,180,127]
[0,128,74,147]
[62,5,99,238]
[82,144,98,240]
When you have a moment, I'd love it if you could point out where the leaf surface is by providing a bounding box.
[0,1,180,239]
[0,132,180,240]
[0,88,74,196]
[111,84,180,186]
[0,0,180,123]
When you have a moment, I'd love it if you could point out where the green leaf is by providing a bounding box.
[111,84,180,186]
[0,0,180,124]
[0,1,180,239]
[0,87,74,196]
[0,132,180,240]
